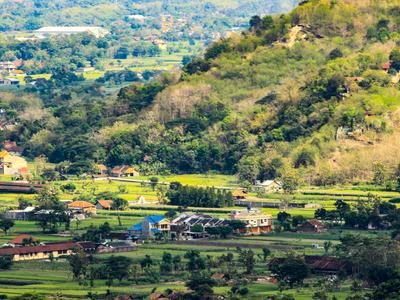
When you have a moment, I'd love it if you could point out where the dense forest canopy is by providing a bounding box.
[1,0,400,186]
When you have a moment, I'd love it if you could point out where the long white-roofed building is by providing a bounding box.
[35,26,109,38]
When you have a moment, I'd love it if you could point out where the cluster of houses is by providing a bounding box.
[5,199,114,222]
[128,208,274,240]
[95,164,140,177]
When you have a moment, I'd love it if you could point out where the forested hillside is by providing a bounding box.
[2,0,400,186]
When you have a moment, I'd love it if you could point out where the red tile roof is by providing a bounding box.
[96,200,112,209]
[308,219,324,227]
[68,201,95,209]
[10,234,37,245]
[0,242,78,256]
[382,61,391,70]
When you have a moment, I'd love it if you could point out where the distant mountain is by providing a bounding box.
[0,0,299,32]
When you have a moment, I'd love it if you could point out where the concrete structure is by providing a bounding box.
[4,206,35,221]
[229,208,273,234]
[170,212,228,240]
[0,151,29,175]
[128,215,170,238]
[35,27,109,38]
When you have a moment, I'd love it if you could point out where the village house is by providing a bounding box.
[76,67,95,73]
[96,199,113,210]
[0,182,43,194]
[95,164,108,176]
[0,62,16,73]
[67,201,97,215]
[297,219,326,233]
[232,189,247,200]
[111,166,140,177]
[4,206,35,220]
[229,208,273,234]
[0,241,78,261]
[269,255,350,275]
[9,234,38,246]
[0,150,29,175]
[0,78,20,87]
[170,212,228,240]
[257,179,283,193]
[128,215,170,238]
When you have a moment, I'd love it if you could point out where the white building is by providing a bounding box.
[35,27,110,38]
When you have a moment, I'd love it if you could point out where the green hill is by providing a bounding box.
[2,0,400,186]
[108,0,400,183]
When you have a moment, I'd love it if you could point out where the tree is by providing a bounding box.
[237,248,255,274]
[280,172,299,194]
[184,250,206,272]
[390,47,400,71]
[149,177,159,191]
[262,247,271,262]
[164,209,177,220]
[292,215,306,228]
[105,255,133,283]
[226,220,246,232]
[323,241,332,254]
[249,15,262,29]
[160,252,173,274]
[0,219,14,235]
[67,247,88,281]
[269,255,309,288]
[373,163,386,186]
[114,47,129,59]
[18,197,32,209]
[186,273,217,298]
[111,198,128,211]
[329,48,343,60]
[277,212,292,231]
[0,256,13,270]
[371,276,400,300]
[140,255,153,270]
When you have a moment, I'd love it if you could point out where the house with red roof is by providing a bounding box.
[67,201,96,215]
[0,242,79,261]
[297,219,326,233]
[96,199,113,210]
[9,234,37,246]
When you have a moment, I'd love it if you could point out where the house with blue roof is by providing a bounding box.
[128,215,170,238]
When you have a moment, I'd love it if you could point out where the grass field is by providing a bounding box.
[0,174,390,299]
[0,238,359,299]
